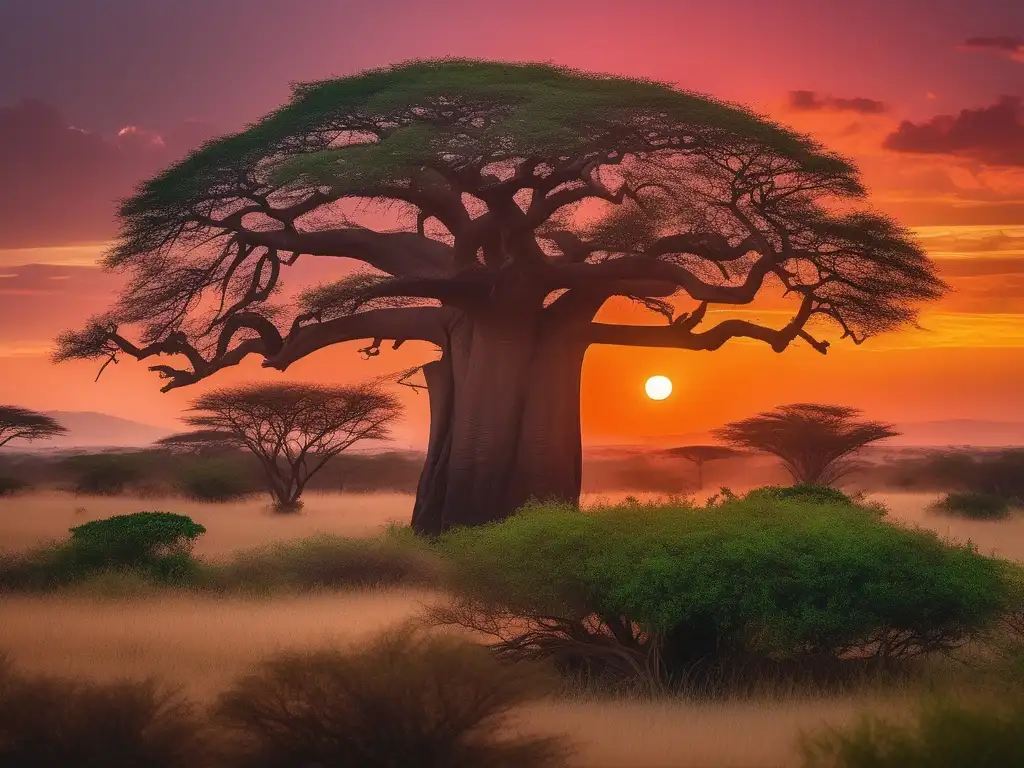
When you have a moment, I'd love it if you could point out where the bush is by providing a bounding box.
[176,460,256,502]
[204,529,441,592]
[0,475,29,496]
[801,698,1024,768]
[435,497,1008,688]
[746,484,855,506]
[214,628,567,768]
[65,453,147,496]
[933,491,1011,520]
[0,656,205,768]
[69,512,206,567]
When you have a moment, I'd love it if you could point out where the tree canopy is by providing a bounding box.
[713,403,899,486]
[0,406,67,448]
[56,59,943,388]
[183,382,400,509]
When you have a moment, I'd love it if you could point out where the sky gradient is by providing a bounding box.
[1,0,1023,446]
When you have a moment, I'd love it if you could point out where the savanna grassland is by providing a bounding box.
[2,489,1022,767]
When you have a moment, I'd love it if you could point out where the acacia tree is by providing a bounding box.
[182,382,400,509]
[713,403,898,486]
[665,445,741,490]
[0,406,67,448]
[54,60,943,532]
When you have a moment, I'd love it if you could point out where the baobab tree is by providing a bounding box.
[665,445,741,491]
[0,406,67,448]
[180,382,400,510]
[54,60,943,532]
[713,403,898,486]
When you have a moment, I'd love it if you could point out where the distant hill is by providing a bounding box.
[39,411,175,449]
[887,419,1024,447]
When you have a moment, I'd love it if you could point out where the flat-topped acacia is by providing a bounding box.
[56,59,944,531]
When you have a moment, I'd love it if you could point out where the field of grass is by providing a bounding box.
[1,489,1020,767]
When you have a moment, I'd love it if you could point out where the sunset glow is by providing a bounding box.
[645,376,673,402]
[1,0,1022,445]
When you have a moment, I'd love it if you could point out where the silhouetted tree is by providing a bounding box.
[0,406,67,448]
[182,382,400,510]
[666,445,741,490]
[713,404,898,486]
[55,60,944,532]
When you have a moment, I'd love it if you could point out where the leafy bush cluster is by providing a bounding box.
[801,698,1024,768]
[0,475,29,496]
[203,528,440,592]
[435,495,1008,688]
[933,491,1011,520]
[0,516,440,593]
[0,631,566,768]
[176,461,258,502]
[0,512,206,590]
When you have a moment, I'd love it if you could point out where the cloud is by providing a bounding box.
[883,96,1024,166]
[0,99,218,249]
[786,90,889,114]
[960,36,1024,62]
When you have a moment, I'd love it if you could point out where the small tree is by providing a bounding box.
[183,382,401,510]
[665,445,741,490]
[0,406,67,448]
[713,404,897,487]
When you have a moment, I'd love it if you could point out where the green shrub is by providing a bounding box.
[933,491,1011,520]
[205,529,440,592]
[0,657,205,768]
[0,475,29,496]
[176,461,255,502]
[214,628,567,768]
[746,484,855,506]
[69,512,206,567]
[436,497,1007,687]
[801,698,1024,768]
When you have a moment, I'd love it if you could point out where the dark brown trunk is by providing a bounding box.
[410,317,587,533]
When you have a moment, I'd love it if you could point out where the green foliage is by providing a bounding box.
[746,484,855,506]
[934,491,1011,520]
[0,658,205,768]
[69,512,206,567]
[204,529,441,592]
[175,460,256,502]
[214,628,567,768]
[0,475,29,496]
[801,698,1024,768]
[438,497,1007,681]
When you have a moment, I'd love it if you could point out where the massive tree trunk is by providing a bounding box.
[410,313,588,533]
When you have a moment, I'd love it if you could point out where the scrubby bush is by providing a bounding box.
[0,475,29,496]
[176,460,256,502]
[214,628,568,768]
[204,529,440,592]
[746,484,855,506]
[801,698,1024,768]
[65,453,147,496]
[933,491,1011,520]
[435,497,1008,689]
[0,656,205,768]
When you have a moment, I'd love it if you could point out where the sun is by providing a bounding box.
[645,375,673,401]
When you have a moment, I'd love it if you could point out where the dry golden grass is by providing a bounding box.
[5,489,1022,561]
[0,588,913,768]
[1,489,1017,767]
[0,490,410,555]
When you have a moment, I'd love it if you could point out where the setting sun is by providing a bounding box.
[645,375,673,401]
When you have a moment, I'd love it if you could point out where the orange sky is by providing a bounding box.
[1,1,1023,446]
